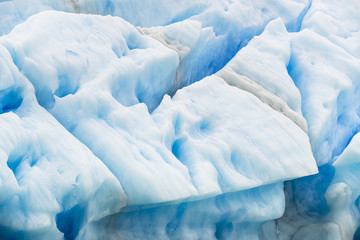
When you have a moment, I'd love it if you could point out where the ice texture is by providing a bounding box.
[0,0,359,239]
[0,44,126,239]
[78,183,286,240]
[289,29,360,166]
[276,133,360,240]
[0,10,180,112]
[268,1,360,239]
[216,18,307,132]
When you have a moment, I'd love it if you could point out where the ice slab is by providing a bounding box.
[289,29,360,165]
[0,44,125,239]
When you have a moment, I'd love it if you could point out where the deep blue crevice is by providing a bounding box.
[355,195,360,209]
[286,0,313,32]
[6,156,22,177]
[54,74,79,98]
[354,196,360,240]
[6,152,33,179]
[56,204,86,240]
[215,220,234,240]
[166,204,186,237]
[35,86,55,110]
[291,164,335,219]
[332,127,360,163]
[171,137,186,160]
[168,4,207,25]
[354,227,360,240]
[0,226,26,240]
[0,87,23,114]
[186,28,265,88]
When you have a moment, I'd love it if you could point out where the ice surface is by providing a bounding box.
[78,183,285,240]
[268,1,360,238]
[0,10,180,112]
[0,7,320,238]
[216,18,307,132]
[289,29,360,166]
[326,133,360,239]
[0,0,312,87]
[219,18,300,112]
[153,76,316,196]
[301,0,360,58]
[0,10,316,203]
[0,0,360,239]
[0,44,125,239]
[276,133,360,240]
[0,0,73,36]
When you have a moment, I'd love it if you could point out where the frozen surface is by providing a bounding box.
[266,1,360,239]
[216,18,307,132]
[0,44,125,239]
[276,133,360,240]
[0,0,312,87]
[153,76,316,196]
[0,10,180,112]
[326,133,360,239]
[288,29,360,166]
[79,183,285,240]
[0,0,73,36]
[301,0,360,58]
[0,0,360,239]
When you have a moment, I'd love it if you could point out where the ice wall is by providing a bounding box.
[0,44,126,239]
[268,1,360,239]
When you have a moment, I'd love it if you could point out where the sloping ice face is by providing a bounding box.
[0,0,359,239]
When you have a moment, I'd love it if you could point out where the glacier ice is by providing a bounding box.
[0,43,126,239]
[0,0,312,86]
[0,0,360,239]
[276,133,360,240]
[78,183,286,240]
[216,18,308,132]
[0,10,180,112]
[301,0,360,58]
[288,28,360,166]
